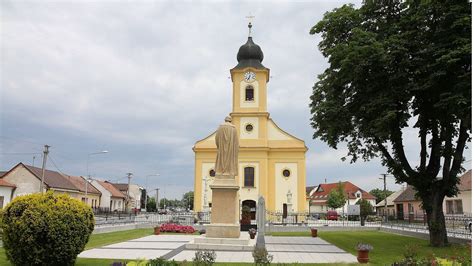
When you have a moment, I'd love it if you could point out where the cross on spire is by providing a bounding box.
[246,13,255,37]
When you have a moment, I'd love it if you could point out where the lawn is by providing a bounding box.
[0,228,154,266]
[270,230,472,265]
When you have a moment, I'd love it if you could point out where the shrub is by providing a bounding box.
[193,250,216,266]
[2,192,94,266]
[159,223,195,234]
[252,246,273,265]
[147,257,182,266]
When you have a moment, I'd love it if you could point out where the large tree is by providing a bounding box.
[326,182,347,210]
[369,188,394,204]
[310,1,470,247]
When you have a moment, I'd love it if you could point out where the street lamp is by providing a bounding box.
[85,150,108,206]
[145,174,160,212]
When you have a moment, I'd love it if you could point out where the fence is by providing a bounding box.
[381,213,472,239]
[94,211,211,227]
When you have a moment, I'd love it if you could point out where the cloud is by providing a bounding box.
[1,0,470,199]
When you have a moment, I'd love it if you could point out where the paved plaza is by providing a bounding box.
[78,234,357,263]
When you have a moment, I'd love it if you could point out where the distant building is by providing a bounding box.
[392,170,472,221]
[443,170,471,215]
[375,188,405,218]
[92,180,126,212]
[0,163,101,207]
[111,183,143,211]
[308,181,376,214]
[0,179,16,208]
[393,186,424,220]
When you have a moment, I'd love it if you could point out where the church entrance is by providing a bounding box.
[242,200,256,220]
[241,200,257,231]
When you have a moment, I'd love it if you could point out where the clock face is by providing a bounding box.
[244,71,256,82]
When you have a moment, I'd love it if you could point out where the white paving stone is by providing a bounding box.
[79,233,357,264]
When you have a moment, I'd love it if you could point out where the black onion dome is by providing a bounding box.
[233,37,266,70]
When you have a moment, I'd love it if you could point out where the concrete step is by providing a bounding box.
[194,237,249,245]
[185,243,255,251]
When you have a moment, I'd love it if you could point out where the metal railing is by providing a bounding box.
[94,211,211,227]
[381,213,472,239]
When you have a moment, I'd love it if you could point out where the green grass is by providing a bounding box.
[0,229,470,265]
[85,228,154,249]
[271,230,471,265]
[0,228,155,266]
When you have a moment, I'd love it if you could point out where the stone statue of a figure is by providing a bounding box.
[215,116,239,177]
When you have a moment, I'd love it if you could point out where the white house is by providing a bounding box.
[92,180,126,212]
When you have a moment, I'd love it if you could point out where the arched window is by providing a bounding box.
[245,86,254,101]
[244,167,255,187]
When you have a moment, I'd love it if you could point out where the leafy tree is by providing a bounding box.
[182,191,194,210]
[146,196,157,212]
[369,188,394,204]
[326,182,346,210]
[356,199,374,225]
[310,1,471,247]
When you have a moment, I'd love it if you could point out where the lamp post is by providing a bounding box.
[86,150,108,206]
[145,174,159,212]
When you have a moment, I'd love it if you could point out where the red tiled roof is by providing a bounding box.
[0,179,16,188]
[459,170,471,191]
[309,181,376,200]
[68,176,101,195]
[97,181,126,199]
[111,183,129,192]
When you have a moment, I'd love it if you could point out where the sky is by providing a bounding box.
[1,0,471,199]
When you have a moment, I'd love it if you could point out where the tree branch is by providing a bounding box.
[375,137,409,181]
[426,123,442,177]
[391,127,417,177]
[420,127,427,172]
[449,120,469,178]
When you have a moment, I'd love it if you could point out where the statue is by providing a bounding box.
[215,116,239,177]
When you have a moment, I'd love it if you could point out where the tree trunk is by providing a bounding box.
[425,189,448,247]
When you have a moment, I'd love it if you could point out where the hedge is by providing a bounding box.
[1,191,95,266]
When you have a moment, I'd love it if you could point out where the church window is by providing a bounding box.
[244,167,255,187]
[209,169,215,177]
[282,169,291,178]
[245,124,253,132]
[245,85,254,101]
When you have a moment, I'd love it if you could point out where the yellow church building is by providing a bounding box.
[193,24,307,218]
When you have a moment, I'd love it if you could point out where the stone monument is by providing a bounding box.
[206,116,241,238]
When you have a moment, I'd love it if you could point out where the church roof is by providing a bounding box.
[233,24,267,70]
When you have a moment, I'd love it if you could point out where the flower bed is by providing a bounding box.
[159,223,195,234]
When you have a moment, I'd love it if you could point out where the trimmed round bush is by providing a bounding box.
[1,191,95,266]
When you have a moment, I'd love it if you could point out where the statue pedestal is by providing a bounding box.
[206,176,240,238]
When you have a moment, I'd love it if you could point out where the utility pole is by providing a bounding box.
[126,173,132,211]
[153,188,160,212]
[39,145,50,193]
[380,174,388,222]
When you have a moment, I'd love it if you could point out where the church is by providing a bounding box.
[193,24,307,219]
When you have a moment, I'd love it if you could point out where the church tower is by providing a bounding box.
[193,23,307,219]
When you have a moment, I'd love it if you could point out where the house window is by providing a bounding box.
[455,200,463,214]
[245,86,254,101]
[446,200,463,214]
[446,200,454,214]
[244,167,255,187]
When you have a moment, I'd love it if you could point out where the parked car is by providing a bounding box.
[327,210,339,221]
